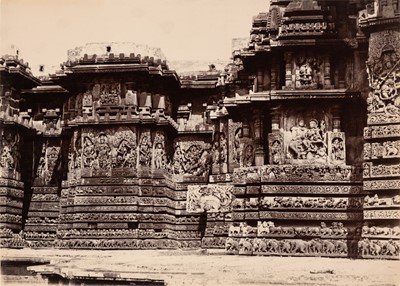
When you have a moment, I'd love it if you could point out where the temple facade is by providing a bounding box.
[0,0,399,259]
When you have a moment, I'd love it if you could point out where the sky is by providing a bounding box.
[0,0,268,73]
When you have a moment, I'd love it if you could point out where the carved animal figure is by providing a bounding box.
[253,238,267,252]
[200,195,221,212]
[229,225,241,236]
[257,221,270,236]
[334,240,348,254]
[225,238,239,251]
[323,240,336,254]
[280,240,291,253]
[239,238,252,252]
[369,240,382,256]
[267,239,280,253]
[291,239,308,253]
[309,239,323,253]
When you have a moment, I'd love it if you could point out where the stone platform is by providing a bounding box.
[1,248,399,286]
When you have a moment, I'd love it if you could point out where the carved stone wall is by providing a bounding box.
[361,27,400,259]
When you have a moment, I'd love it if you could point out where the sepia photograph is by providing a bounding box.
[0,0,399,285]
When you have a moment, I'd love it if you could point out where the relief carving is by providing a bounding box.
[187,184,233,213]
[287,119,327,162]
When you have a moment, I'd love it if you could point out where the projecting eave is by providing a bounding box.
[0,64,41,87]
[21,85,68,95]
[180,80,218,89]
[224,89,360,106]
[64,64,178,78]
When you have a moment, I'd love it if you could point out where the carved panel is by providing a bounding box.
[187,184,234,213]
[170,139,211,177]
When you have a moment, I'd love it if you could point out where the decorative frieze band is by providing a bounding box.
[364,210,400,220]
[261,185,363,195]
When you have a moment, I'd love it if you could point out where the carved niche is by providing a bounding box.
[283,51,330,90]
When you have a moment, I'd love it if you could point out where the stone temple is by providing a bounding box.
[0,0,399,260]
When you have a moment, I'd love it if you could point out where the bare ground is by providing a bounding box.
[1,248,399,286]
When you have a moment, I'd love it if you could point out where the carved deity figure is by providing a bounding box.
[233,128,244,165]
[82,91,93,107]
[115,139,137,168]
[331,137,345,161]
[172,146,185,174]
[153,143,166,169]
[0,146,14,169]
[95,133,111,169]
[138,135,152,167]
[219,132,228,172]
[83,135,96,168]
[270,140,283,164]
[242,144,254,167]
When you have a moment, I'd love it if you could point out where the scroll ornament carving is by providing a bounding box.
[259,196,362,210]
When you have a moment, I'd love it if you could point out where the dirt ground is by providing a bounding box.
[1,248,399,286]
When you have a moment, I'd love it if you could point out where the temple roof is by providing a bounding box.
[67,42,166,63]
